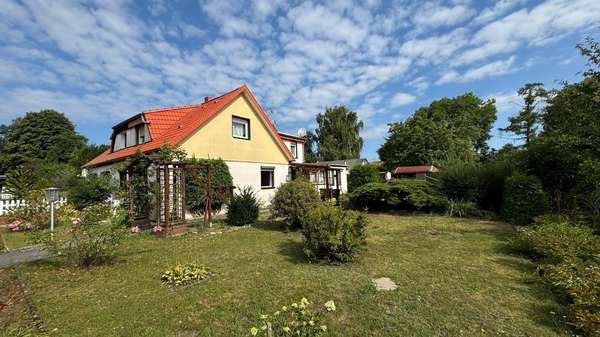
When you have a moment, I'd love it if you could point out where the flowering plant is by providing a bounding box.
[130,225,140,233]
[249,298,336,337]
[152,225,163,233]
[7,220,32,232]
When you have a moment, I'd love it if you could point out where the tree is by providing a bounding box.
[348,164,380,192]
[303,131,318,163]
[500,83,547,146]
[0,124,9,174]
[1,110,86,171]
[69,144,110,168]
[314,106,363,161]
[378,93,496,168]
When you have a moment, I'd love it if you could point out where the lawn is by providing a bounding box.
[3,214,574,337]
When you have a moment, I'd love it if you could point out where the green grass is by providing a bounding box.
[7,214,574,336]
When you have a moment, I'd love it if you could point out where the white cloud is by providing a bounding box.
[413,3,476,30]
[437,56,517,84]
[361,122,389,140]
[390,92,416,107]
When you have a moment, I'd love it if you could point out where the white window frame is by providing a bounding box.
[232,116,249,139]
[290,141,297,158]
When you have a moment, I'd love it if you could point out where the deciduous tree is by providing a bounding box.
[315,106,363,161]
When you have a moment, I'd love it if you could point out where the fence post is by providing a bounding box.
[267,322,272,337]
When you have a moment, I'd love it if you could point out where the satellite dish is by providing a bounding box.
[297,128,306,137]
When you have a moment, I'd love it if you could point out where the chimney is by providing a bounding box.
[204,96,211,102]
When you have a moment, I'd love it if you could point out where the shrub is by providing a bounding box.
[271,177,321,229]
[66,174,113,210]
[227,186,261,226]
[348,180,448,212]
[31,203,125,267]
[513,216,600,263]
[186,158,233,216]
[300,202,367,263]
[437,160,481,202]
[511,217,600,335]
[446,200,481,218]
[248,297,336,337]
[5,191,50,230]
[477,160,514,212]
[348,164,380,192]
[161,263,209,288]
[502,173,548,225]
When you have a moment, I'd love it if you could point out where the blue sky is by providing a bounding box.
[0,0,598,161]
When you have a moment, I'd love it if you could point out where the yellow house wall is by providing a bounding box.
[180,94,290,164]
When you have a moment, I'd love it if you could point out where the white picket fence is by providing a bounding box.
[0,197,68,216]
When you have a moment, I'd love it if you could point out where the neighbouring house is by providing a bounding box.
[389,165,441,180]
[83,85,347,205]
[315,158,368,194]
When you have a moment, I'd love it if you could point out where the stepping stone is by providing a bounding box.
[372,277,398,291]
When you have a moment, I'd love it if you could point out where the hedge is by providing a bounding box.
[348,180,448,212]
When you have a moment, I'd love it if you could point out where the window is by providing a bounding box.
[290,142,297,158]
[261,167,274,189]
[232,116,249,139]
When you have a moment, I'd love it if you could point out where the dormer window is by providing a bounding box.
[232,116,250,139]
[111,116,149,152]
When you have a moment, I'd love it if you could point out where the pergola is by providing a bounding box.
[290,163,344,200]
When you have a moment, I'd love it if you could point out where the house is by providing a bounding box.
[83,85,346,204]
[314,158,369,194]
[390,165,441,179]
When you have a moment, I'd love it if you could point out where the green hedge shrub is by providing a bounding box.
[66,174,113,210]
[477,160,514,212]
[348,164,380,192]
[271,177,321,229]
[511,217,600,335]
[301,202,367,263]
[437,160,481,202]
[502,173,548,225]
[348,180,448,212]
[227,186,261,226]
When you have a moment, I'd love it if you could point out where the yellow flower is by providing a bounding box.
[309,320,314,326]
[250,327,258,336]
[291,302,298,308]
[282,306,288,311]
[324,300,336,312]
[320,325,327,331]
[260,314,268,320]
[283,326,291,332]
[274,311,280,316]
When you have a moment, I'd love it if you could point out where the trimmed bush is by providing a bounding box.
[300,202,367,263]
[349,180,448,212]
[227,186,261,226]
[348,164,380,192]
[511,217,600,335]
[502,173,548,225]
[271,177,321,229]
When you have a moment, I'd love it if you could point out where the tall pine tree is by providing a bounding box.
[500,83,547,146]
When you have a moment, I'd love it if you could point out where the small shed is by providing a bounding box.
[390,165,441,179]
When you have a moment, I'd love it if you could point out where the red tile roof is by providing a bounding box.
[392,165,441,174]
[278,132,305,143]
[85,85,294,167]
